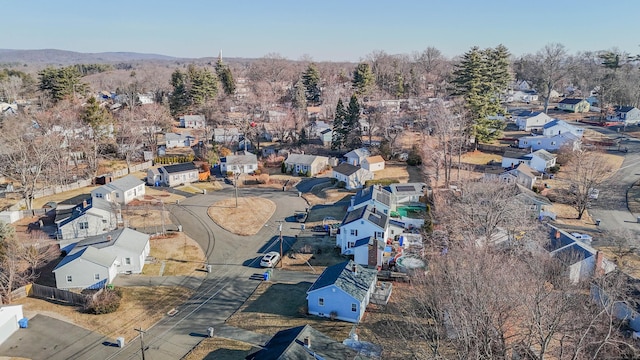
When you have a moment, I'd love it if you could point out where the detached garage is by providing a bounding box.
[0,305,24,345]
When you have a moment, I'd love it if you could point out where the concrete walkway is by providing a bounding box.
[213,324,271,347]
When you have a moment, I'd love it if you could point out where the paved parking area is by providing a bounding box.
[0,314,115,360]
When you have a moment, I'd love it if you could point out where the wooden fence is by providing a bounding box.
[30,283,100,306]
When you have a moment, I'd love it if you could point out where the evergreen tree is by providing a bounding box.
[331,99,347,150]
[188,64,218,107]
[344,94,363,150]
[302,63,321,105]
[451,45,511,144]
[216,58,236,95]
[292,79,307,110]
[298,127,308,145]
[352,62,374,96]
[38,66,84,102]
[169,69,190,116]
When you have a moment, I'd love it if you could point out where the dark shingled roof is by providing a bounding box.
[559,98,584,105]
[333,163,361,176]
[615,105,637,113]
[307,260,377,302]
[342,206,367,226]
[352,185,392,208]
[246,325,362,360]
[162,162,197,173]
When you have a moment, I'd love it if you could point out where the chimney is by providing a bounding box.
[351,263,357,275]
[595,251,605,277]
[372,206,376,214]
[303,337,311,349]
[107,235,112,241]
[83,200,88,208]
[350,196,355,208]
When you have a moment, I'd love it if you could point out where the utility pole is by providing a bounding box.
[234,173,240,207]
[279,222,283,268]
[134,328,146,360]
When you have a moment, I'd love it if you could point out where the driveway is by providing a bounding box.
[74,186,308,360]
[296,177,331,193]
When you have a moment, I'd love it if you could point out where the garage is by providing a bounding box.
[0,305,23,345]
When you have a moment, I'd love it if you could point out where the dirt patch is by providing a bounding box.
[14,286,193,342]
[208,197,276,236]
[140,188,186,203]
[192,181,223,192]
[226,282,352,340]
[628,181,640,214]
[283,234,345,273]
[550,203,596,228]
[373,161,409,182]
[143,233,207,276]
[122,207,172,229]
[460,151,502,165]
[183,337,255,360]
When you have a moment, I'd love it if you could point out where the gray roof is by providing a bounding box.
[341,204,388,229]
[307,260,377,302]
[352,185,392,208]
[180,114,205,122]
[285,154,327,166]
[342,206,367,226]
[246,325,362,360]
[102,175,143,192]
[531,149,556,161]
[165,132,190,142]
[615,106,637,113]
[514,184,552,206]
[162,162,197,174]
[224,152,258,166]
[75,228,149,253]
[333,163,361,177]
[54,246,117,271]
[559,98,584,105]
[503,150,531,160]
[389,183,427,196]
[344,148,370,160]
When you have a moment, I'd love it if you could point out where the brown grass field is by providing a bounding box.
[183,337,255,360]
[208,197,276,236]
[142,233,207,276]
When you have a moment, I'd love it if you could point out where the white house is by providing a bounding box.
[221,152,258,174]
[518,132,581,151]
[484,163,538,189]
[501,149,556,173]
[515,111,553,132]
[332,163,374,190]
[362,155,385,172]
[53,228,150,290]
[284,154,329,176]
[157,162,199,187]
[91,175,145,205]
[0,305,24,345]
[542,119,584,138]
[344,148,371,166]
[214,127,240,144]
[388,183,429,206]
[348,185,393,214]
[55,198,117,240]
[607,106,640,125]
[319,128,332,147]
[306,260,377,323]
[179,114,206,129]
[165,133,194,148]
[353,236,385,268]
[337,205,389,255]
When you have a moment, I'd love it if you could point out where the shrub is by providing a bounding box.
[406,151,423,166]
[85,288,122,315]
[548,165,560,174]
[253,168,262,175]
[281,161,286,173]
[226,171,234,178]
[337,181,346,188]
[364,178,400,187]
[305,170,311,177]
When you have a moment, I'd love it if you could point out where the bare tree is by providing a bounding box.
[564,151,612,219]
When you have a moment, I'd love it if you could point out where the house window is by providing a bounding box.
[66,275,73,282]
[351,303,357,312]
[383,209,388,214]
[375,231,384,239]
[348,242,355,248]
[79,222,89,229]
[318,298,324,306]
[116,193,120,198]
[95,193,103,198]
[537,141,541,145]
[551,141,556,146]
[125,257,131,265]
[350,229,358,236]
[94,273,100,280]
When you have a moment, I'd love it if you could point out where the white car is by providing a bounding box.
[260,251,281,268]
[588,188,599,200]
[570,233,593,242]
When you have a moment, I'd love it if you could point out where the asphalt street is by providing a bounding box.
[0,186,310,360]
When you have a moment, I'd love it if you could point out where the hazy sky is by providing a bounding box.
[3,0,639,61]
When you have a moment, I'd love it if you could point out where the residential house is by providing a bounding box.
[591,273,640,334]
[348,185,393,215]
[362,155,385,172]
[0,102,18,116]
[344,148,371,166]
[332,163,374,190]
[213,127,240,144]
[55,198,117,240]
[165,133,194,148]
[53,228,150,290]
[0,305,24,345]
[388,183,429,206]
[319,128,332,147]
[91,175,145,205]
[237,138,252,151]
[284,154,329,176]
[155,162,199,187]
[558,98,590,113]
[513,183,553,219]
[353,236,385,268]
[515,111,553,132]
[501,149,556,173]
[220,152,258,174]
[547,226,615,284]
[179,114,206,129]
[485,163,538,189]
[306,260,377,323]
[246,325,366,360]
[307,106,322,120]
[337,205,388,255]
[312,120,332,138]
[542,119,584,138]
[518,132,581,151]
[607,106,640,125]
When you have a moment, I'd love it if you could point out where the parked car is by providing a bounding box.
[588,188,600,200]
[295,212,308,223]
[260,251,281,268]
[571,233,593,243]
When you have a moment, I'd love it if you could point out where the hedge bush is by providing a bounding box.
[85,288,122,315]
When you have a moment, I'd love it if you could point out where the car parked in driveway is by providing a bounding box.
[260,251,281,267]
[571,232,593,243]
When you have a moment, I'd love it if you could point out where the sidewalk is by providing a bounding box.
[112,275,205,291]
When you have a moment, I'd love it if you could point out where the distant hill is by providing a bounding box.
[0,49,180,65]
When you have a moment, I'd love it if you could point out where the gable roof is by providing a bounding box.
[542,119,572,130]
[162,162,197,174]
[223,152,258,166]
[531,149,556,161]
[344,148,371,159]
[101,175,143,192]
[514,184,552,206]
[333,163,361,177]
[508,163,537,179]
[165,132,191,142]
[307,260,377,302]
[352,185,392,208]
[559,98,585,105]
[503,149,531,160]
[615,106,637,113]
[342,206,367,226]
[365,155,385,164]
[180,114,205,122]
[53,246,117,271]
[285,154,325,166]
[246,325,360,360]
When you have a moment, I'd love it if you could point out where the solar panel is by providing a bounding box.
[395,185,416,192]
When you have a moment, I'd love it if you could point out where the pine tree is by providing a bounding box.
[303,63,321,105]
[188,64,218,106]
[169,69,190,116]
[38,66,83,102]
[292,79,307,110]
[344,94,363,150]
[216,58,236,95]
[352,62,374,96]
[331,99,347,150]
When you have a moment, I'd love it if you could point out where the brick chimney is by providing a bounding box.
[351,263,357,275]
[303,337,311,348]
[595,251,605,277]
[368,240,378,268]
